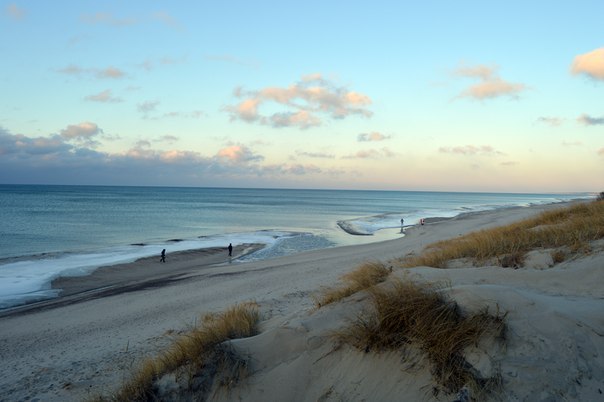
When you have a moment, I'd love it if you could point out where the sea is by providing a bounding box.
[0,185,593,309]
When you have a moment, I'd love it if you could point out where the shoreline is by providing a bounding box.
[0,244,265,318]
[0,199,587,317]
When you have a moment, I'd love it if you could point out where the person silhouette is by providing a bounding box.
[228,243,233,257]
[160,249,166,263]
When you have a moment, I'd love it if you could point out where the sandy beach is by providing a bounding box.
[1,201,602,401]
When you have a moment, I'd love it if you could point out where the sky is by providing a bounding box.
[1,1,603,192]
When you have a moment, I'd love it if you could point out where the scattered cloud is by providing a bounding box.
[216,144,264,163]
[162,110,205,119]
[342,148,396,159]
[500,161,518,166]
[57,64,86,76]
[56,64,126,80]
[357,131,391,142]
[138,56,187,71]
[137,100,160,116]
[60,122,103,147]
[577,113,604,126]
[0,127,339,186]
[5,3,25,20]
[226,74,372,129]
[84,89,122,103]
[454,64,526,100]
[96,66,126,79]
[571,48,604,81]
[598,148,604,156]
[295,150,335,159]
[158,135,179,143]
[439,145,504,156]
[537,116,564,127]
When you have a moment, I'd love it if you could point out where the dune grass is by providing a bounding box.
[94,302,260,401]
[400,199,604,268]
[336,279,506,398]
[313,261,391,307]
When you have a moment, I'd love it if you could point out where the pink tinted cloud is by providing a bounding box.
[571,48,604,80]
[5,3,25,20]
[227,74,372,129]
[455,64,526,100]
[85,89,122,103]
[598,148,604,156]
[216,144,263,163]
[96,66,126,79]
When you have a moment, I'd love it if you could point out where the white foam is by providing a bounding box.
[0,230,292,308]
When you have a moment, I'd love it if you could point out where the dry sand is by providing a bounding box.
[0,202,602,401]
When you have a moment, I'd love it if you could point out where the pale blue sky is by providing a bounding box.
[1,1,603,191]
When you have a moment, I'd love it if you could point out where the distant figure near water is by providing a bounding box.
[228,243,233,257]
[160,249,166,263]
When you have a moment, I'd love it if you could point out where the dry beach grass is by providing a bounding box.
[400,199,604,269]
[94,302,259,401]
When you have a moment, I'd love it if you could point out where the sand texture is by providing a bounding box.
[0,202,602,401]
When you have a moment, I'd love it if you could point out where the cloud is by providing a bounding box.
[439,145,504,156]
[295,150,335,159]
[5,3,25,20]
[57,64,86,76]
[138,56,187,71]
[162,110,205,119]
[454,64,526,100]
[226,74,372,129]
[571,48,604,81]
[577,113,604,126]
[137,100,160,116]
[215,144,264,163]
[537,116,564,127]
[342,148,396,159]
[56,64,126,80]
[0,127,338,186]
[357,131,391,142]
[96,67,126,79]
[599,148,604,156]
[60,122,103,147]
[84,89,122,103]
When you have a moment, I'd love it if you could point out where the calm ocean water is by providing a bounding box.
[0,185,592,308]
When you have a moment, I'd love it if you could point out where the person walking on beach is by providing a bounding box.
[160,249,166,263]
[228,243,233,257]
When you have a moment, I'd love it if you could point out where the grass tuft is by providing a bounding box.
[93,302,260,401]
[336,279,506,398]
[313,261,391,307]
[400,200,604,268]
